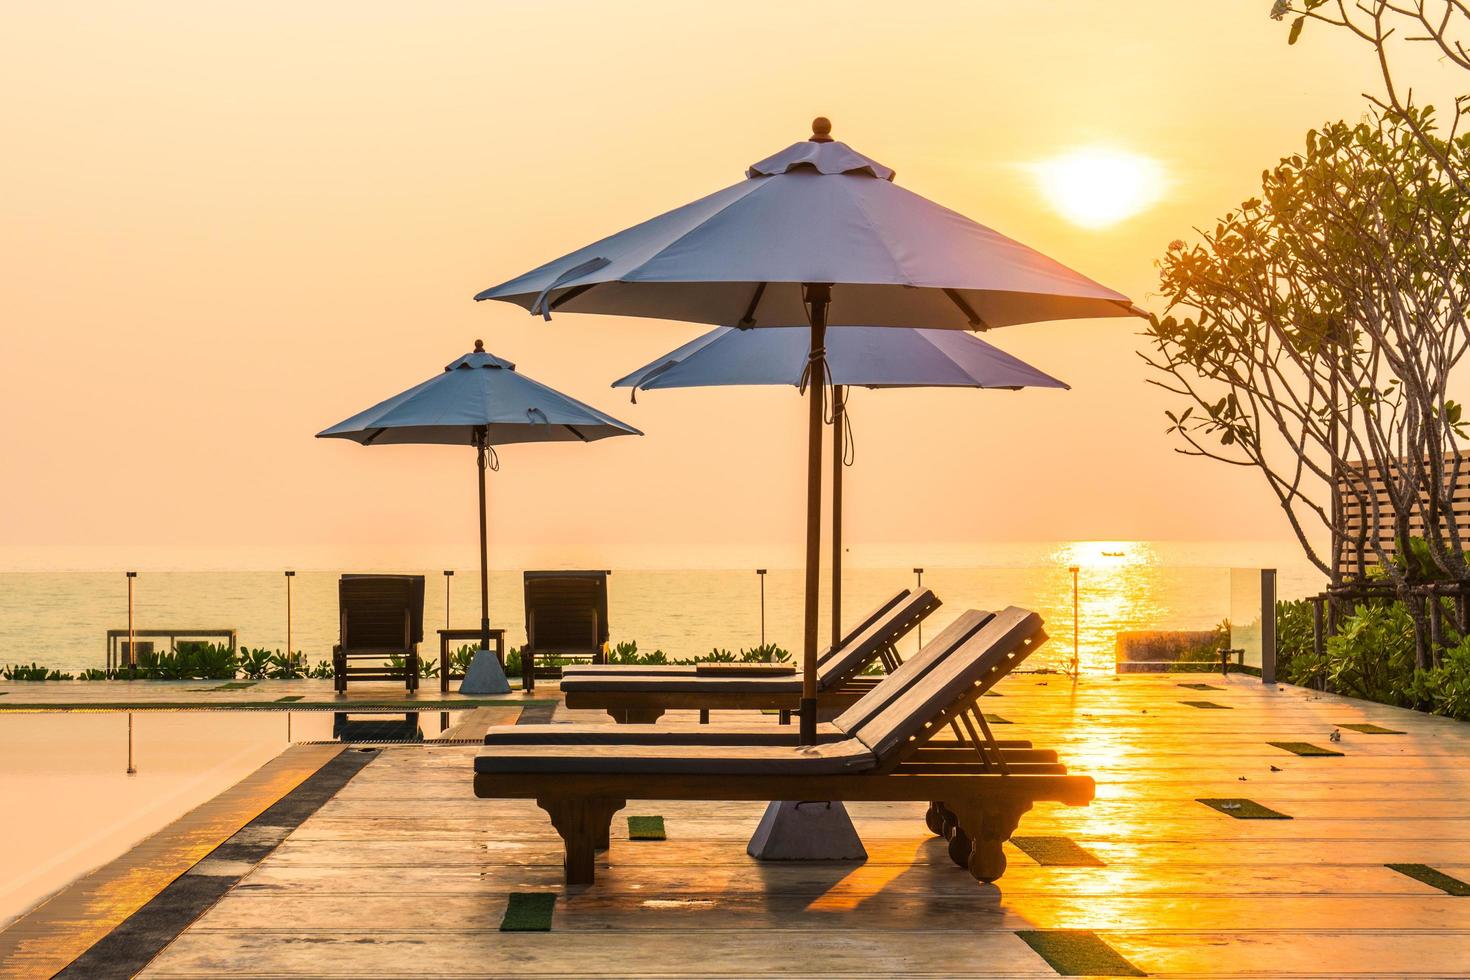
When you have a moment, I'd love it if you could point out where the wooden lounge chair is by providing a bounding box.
[475,606,1093,885]
[522,570,611,692]
[560,589,912,678]
[559,588,940,724]
[333,574,424,692]
[486,609,1019,747]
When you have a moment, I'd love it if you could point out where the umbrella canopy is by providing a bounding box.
[476,120,1134,331]
[613,325,1069,392]
[319,342,641,446]
[478,118,1139,742]
[612,324,1068,648]
[318,341,640,656]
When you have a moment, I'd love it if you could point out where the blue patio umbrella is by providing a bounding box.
[318,341,641,653]
[614,325,1068,645]
[478,117,1138,742]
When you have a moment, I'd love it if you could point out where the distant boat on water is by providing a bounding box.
[1102,551,1126,557]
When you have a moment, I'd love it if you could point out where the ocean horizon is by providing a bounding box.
[0,540,1323,676]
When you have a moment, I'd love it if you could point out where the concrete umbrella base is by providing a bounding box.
[459,649,511,695]
[747,800,868,861]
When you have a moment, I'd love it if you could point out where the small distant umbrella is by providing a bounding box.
[317,341,641,651]
[478,117,1139,742]
[614,325,1068,645]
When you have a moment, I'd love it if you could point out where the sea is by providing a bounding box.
[0,541,1321,677]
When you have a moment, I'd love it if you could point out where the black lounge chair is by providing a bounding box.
[474,606,1093,885]
[333,574,424,692]
[559,588,912,678]
[558,588,940,723]
[521,570,610,692]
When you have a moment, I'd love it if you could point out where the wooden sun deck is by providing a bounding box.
[14,672,1470,977]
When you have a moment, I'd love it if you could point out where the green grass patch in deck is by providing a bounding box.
[1339,723,1406,734]
[1180,700,1230,709]
[275,695,304,702]
[1267,741,1342,757]
[627,815,667,840]
[500,892,556,931]
[1176,682,1220,691]
[1016,930,1144,976]
[984,713,1012,724]
[1011,836,1104,867]
[1387,863,1470,896]
[1197,797,1291,820]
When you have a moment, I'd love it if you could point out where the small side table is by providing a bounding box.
[438,628,508,694]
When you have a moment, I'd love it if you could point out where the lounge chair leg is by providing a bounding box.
[947,826,971,868]
[606,708,665,725]
[699,709,709,725]
[778,710,791,725]
[537,797,626,886]
[949,801,1030,884]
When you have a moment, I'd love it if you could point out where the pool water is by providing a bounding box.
[0,710,470,928]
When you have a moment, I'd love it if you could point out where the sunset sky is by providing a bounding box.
[0,2,1426,570]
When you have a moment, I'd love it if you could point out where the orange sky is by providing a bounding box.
[0,2,1420,570]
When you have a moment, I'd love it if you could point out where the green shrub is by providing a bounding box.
[740,644,790,663]
[239,647,273,679]
[1274,598,1315,677]
[2,662,74,680]
[267,650,303,680]
[1287,601,1417,706]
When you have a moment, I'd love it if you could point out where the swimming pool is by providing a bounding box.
[0,708,473,927]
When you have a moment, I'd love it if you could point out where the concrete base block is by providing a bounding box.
[459,649,511,695]
[747,800,868,861]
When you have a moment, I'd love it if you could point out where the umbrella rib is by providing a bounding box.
[943,288,990,330]
[737,282,767,327]
[564,425,590,442]
[549,281,603,314]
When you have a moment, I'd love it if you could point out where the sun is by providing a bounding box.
[1031,147,1165,229]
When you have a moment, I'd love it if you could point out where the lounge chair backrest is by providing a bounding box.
[524,570,610,654]
[815,589,940,690]
[815,589,909,667]
[851,606,1045,769]
[339,575,425,651]
[830,609,993,734]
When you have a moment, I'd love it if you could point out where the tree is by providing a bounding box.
[1143,111,1470,664]
[1273,0,1470,191]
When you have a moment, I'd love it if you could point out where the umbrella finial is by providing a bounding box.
[810,117,833,143]
[474,339,485,352]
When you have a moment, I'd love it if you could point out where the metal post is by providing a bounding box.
[913,568,924,649]
[1069,565,1080,678]
[831,385,845,650]
[126,711,136,774]
[475,427,491,654]
[757,569,767,647]
[1261,568,1278,685]
[443,570,454,631]
[799,283,830,745]
[126,571,137,670]
[284,571,295,665]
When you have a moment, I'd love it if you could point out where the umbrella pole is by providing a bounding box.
[831,385,845,650]
[800,284,830,745]
[476,427,491,652]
